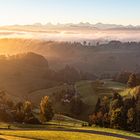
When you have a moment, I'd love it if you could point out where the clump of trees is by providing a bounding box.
[0,91,54,124]
[14,97,54,124]
[70,97,88,116]
[0,91,14,122]
[45,65,97,85]
[89,90,140,131]
[113,71,131,84]
[14,101,40,124]
[113,72,140,87]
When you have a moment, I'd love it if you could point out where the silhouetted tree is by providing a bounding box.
[94,98,101,113]
[14,102,25,123]
[83,41,87,46]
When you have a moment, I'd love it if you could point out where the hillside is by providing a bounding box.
[29,80,126,119]
[0,52,52,100]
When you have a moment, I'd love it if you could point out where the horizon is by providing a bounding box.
[0,0,140,26]
[1,22,140,27]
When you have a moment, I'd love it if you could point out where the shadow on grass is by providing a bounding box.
[43,128,140,140]
[0,133,40,140]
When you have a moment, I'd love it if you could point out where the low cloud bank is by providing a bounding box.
[0,29,140,42]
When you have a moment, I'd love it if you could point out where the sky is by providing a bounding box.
[0,0,140,25]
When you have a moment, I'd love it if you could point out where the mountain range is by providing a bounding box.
[1,22,140,30]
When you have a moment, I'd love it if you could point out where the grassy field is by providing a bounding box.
[51,114,88,127]
[101,79,126,90]
[75,80,99,106]
[76,80,126,105]
[29,80,126,106]
[0,123,139,140]
[0,115,140,140]
[0,130,124,140]
[29,84,73,103]
[78,126,140,139]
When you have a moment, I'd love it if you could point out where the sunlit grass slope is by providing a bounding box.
[0,131,123,140]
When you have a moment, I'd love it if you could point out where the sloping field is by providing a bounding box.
[0,130,123,140]
[29,80,126,110]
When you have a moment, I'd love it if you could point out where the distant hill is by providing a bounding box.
[0,52,52,99]
[0,51,96,102]
[0,39,140,75]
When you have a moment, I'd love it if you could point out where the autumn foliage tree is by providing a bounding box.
[14,101,40,124]
[23,101,39,124]
[127,73,137,88]
[40,96,54,122]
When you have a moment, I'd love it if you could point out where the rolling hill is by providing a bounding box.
[0,52,53,100]
[29,80,126,118]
